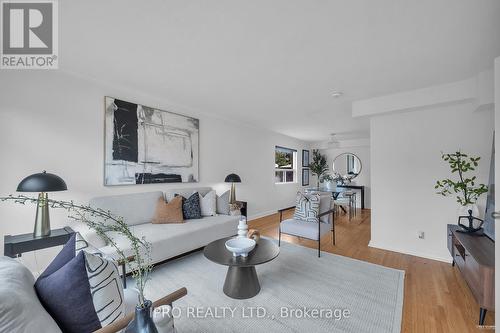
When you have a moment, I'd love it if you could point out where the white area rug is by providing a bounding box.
[141,239,404,333]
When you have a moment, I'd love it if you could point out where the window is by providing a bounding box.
[275,146,297,184]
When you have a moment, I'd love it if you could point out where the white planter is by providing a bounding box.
[457,204,479,218]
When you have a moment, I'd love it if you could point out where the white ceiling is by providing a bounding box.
[60,0,500,141]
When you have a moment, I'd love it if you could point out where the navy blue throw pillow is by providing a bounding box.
[35,233,124,333]
[176,192,202,219]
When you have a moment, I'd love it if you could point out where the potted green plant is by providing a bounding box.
[310,149,328,188]
[435,151,488,219]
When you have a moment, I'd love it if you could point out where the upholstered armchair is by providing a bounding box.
[278,194,336,257]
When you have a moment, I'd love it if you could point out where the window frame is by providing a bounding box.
[275,146,298,184]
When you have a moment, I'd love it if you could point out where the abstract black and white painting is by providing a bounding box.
[104,97,199,185]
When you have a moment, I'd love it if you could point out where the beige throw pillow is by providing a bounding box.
[152,196,184,224]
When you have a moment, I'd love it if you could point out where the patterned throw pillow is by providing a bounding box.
[35,234,124,333]
[178,192,202,219]
[293,192,321,223]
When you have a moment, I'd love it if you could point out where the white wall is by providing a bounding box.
[370,102,493,262]
[0,70,310,271]
[318,146,371,209]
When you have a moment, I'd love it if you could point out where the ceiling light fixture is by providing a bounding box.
[331,91,343,98]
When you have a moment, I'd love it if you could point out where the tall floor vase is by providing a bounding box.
[125,300,158,333]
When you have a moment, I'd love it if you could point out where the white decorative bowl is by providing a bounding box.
[225,238,256,257]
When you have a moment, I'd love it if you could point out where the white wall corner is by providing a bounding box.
[353,70,494,118]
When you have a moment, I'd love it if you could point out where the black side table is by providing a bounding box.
[4,227,74,258]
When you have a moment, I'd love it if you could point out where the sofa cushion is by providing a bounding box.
[216,191,230,215]
[199,190,216,216]
[179,192,202,220]
[98,214,240,265]
[90,191,164,226]
[293,192,320,223]
[280,218,331,240]
[0,257,62,333]
[152,196,184,224]
[35,234,124,333]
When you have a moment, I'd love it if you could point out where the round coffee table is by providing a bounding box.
[204,237,280,299]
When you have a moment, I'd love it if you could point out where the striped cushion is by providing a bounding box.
[293,192,320,223]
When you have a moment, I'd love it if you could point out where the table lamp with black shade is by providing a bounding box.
[17,171,67,238]
[224,173,241,204]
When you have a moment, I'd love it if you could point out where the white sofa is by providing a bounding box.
[72,187,241,266]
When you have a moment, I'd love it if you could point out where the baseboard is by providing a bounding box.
[248,210,278,221]
[368,240,452,264]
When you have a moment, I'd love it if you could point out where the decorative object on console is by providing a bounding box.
[309,150,328,188]
[457,210,484,234]
[435,151,488,228]
[293,192,320,223]
[152,196,184,224]
[237,216,248,238]
[16,171,67,238]
[35,233,125,332]
[332,152,362,184]
[302,149,310,167]
[104,97,199,186]
[199,190,216,216]
[301,168,309,186]
[225,237,256,257]
[225,173,241,204]
[177,192,202,220]
[247,229,261,243]
[216,190,230,215]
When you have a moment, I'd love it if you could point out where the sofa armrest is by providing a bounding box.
[93,287,188,333]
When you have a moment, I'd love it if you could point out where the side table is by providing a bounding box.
[4,227,74,258]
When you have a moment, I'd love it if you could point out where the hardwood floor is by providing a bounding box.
[248,209,495,332]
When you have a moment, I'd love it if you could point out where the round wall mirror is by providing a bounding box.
[332,153,362,181]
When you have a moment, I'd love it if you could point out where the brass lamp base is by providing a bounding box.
[230,183,236,204]
[34,192,51,238]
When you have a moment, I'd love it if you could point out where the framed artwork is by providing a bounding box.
[302,168,310,186]
[302,150,310,167]
[104,97,199,185]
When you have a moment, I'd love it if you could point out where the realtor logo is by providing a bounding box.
[1,0,58,69]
